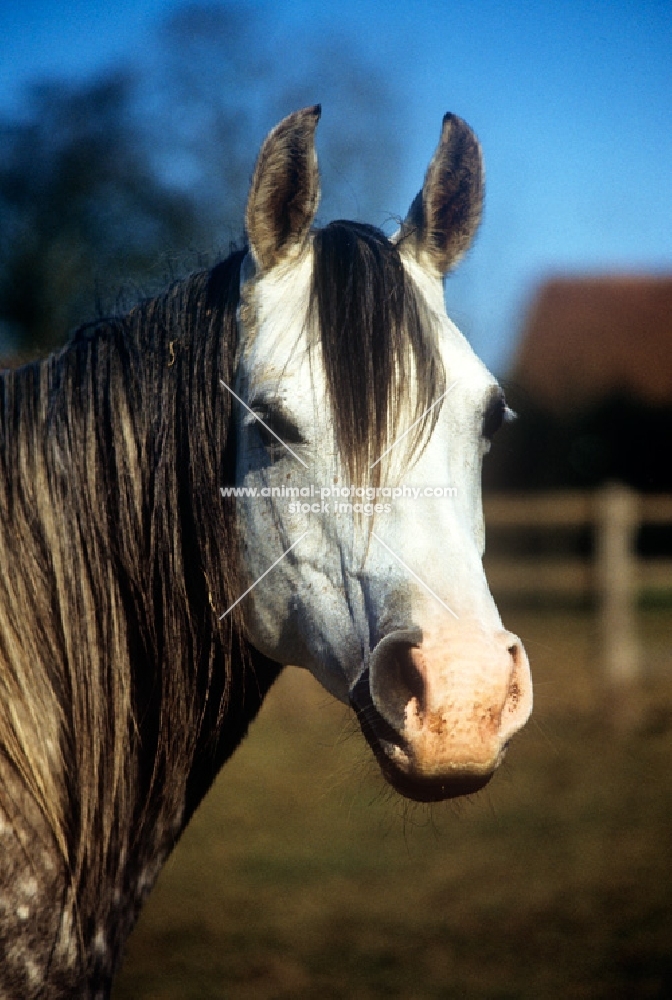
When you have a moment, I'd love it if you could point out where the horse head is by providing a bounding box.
[231,106,532,802]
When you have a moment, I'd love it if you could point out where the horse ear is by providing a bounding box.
[245,105,321,272]
[395,113,484,276]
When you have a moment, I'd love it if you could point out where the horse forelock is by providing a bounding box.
[310,221,446,484]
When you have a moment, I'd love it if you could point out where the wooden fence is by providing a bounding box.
[483,484,672,683]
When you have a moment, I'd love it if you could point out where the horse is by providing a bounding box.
[0,105,532,997]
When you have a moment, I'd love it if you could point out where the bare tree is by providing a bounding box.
[0,74,195,352]
[0,3,403,353]
[148,3,403,238]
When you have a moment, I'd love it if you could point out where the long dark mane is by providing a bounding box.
[0,248,284,981]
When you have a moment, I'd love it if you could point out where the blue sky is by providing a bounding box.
[1,0,670,373]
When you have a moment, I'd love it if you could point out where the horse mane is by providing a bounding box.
[0,249,254,930]
[312,221,445,483]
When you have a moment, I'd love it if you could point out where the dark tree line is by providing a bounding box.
[0,3,403,354]
[0,74,194,352]
[484,387,672,495]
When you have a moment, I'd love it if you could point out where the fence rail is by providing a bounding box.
[483,485,672,682]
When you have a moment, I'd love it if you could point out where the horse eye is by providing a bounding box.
[482,395,509,441]
[251,407,304,451]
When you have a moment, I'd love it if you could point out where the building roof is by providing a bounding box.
[510,275,672,414]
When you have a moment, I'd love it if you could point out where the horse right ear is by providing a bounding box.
[395,113,484,277]
[245,105,321,273]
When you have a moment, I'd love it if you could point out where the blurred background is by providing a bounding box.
[1,1,671,997]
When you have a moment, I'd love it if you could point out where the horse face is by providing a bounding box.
[231,107,532,802]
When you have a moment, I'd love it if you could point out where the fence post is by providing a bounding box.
[595,483,641,683]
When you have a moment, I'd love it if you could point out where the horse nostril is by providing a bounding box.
[395,645,425,706]
[502,635,531,723]
[368,628,424,731]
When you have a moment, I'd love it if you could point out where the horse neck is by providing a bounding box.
[0,270,284,992]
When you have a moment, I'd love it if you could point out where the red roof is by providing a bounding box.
[511,275,672,414]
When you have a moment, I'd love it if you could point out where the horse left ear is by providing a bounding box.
[246,105,321,273]
[395,113,484,277]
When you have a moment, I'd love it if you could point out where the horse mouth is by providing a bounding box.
[349,670,494,803]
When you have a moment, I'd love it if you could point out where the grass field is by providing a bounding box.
[113,608,672,999]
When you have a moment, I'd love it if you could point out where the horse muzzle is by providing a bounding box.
[350,623,532,802]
